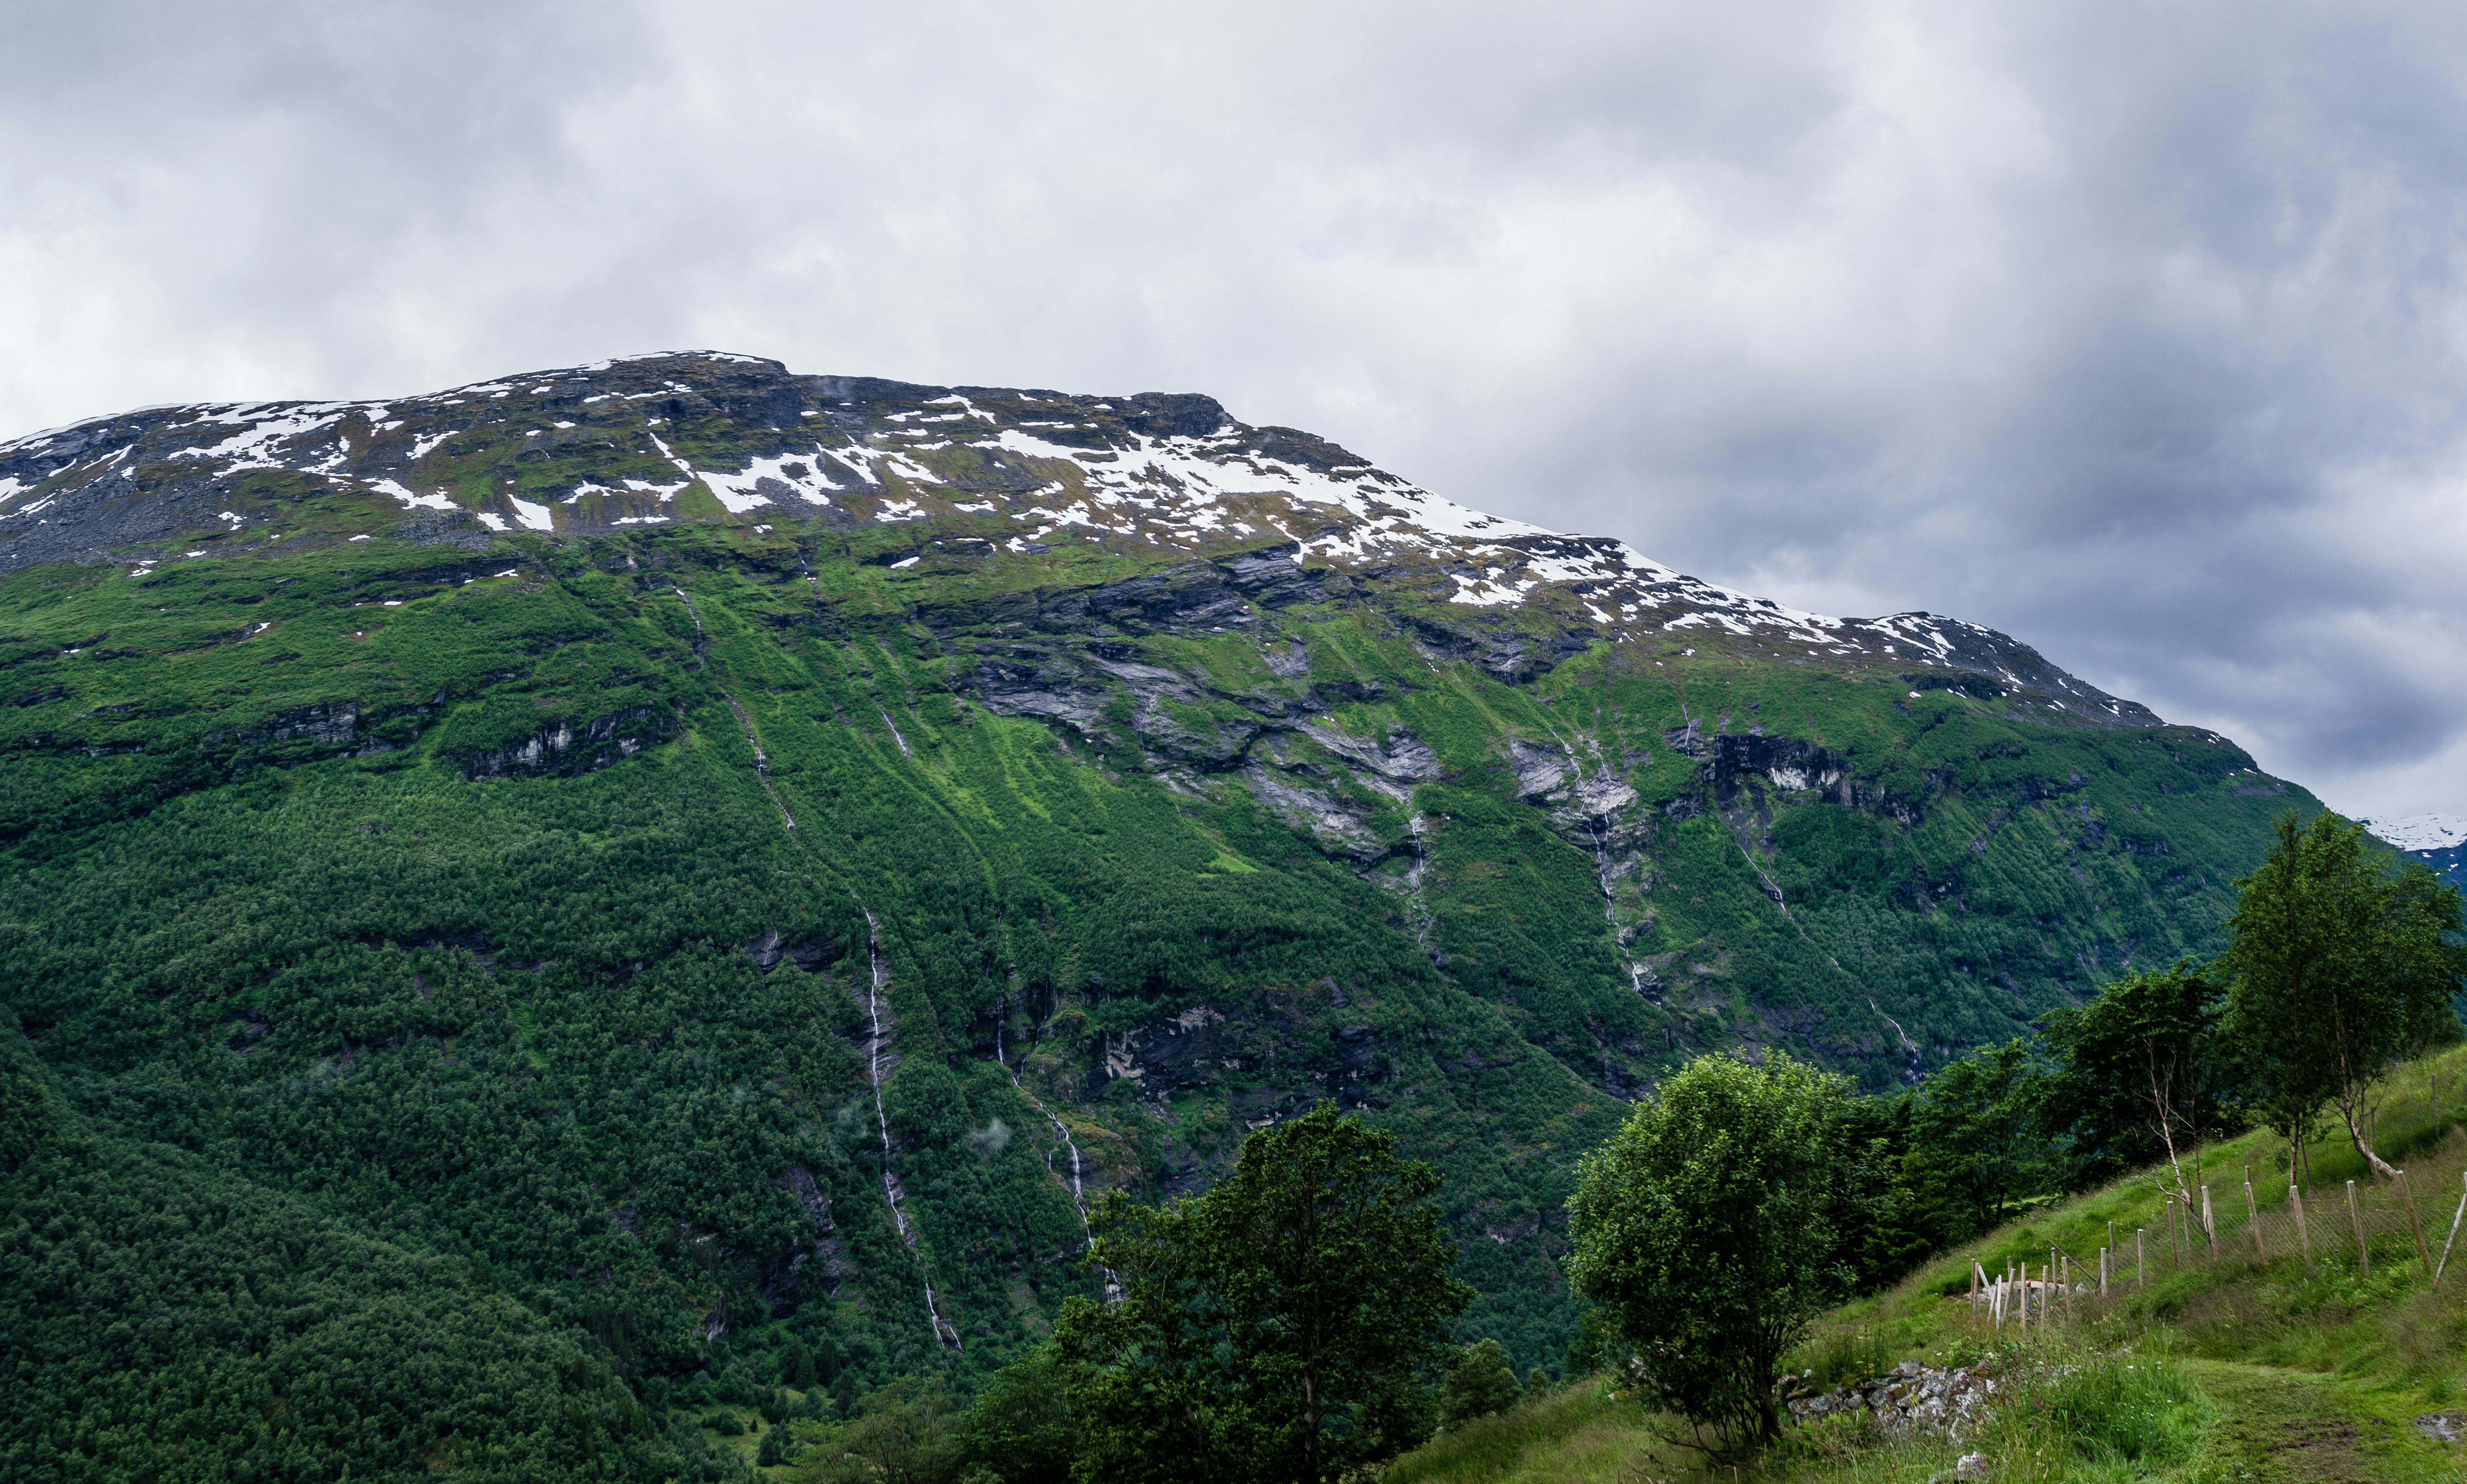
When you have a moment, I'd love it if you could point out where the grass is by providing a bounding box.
[1378,1043,2467,1482]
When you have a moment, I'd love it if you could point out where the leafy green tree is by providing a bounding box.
[2220,813,2467,1180]
[1905,1038,2058,1229]
[961,1349,1077,1484]
[1055,1101,1470,1484]
[1566,1051,1852,1450]
[1437,1339,1524,1428]
[2038,959,2234,1202]
[845,1375,964,1484]
[1524,1366,1550,1402]
[1053,1195,1229,1483]
[785,1338,819,1390]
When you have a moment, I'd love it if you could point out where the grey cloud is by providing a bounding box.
[4,0,2466,815]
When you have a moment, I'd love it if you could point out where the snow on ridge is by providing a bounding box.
[0,361,1985,665]
[2364,814,2467,853]
[691,449,843,512]
[967,418,1893,641]
[368,478,456,512]
[169,410,348,470]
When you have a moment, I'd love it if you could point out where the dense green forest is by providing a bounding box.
[0,355,2330,1478]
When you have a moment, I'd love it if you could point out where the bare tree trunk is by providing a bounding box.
[2336,1086,2403,1182]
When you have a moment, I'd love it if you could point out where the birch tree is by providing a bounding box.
[2220,813,2466,1182]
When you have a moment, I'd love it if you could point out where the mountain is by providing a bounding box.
[0,353,2322,1467]
[2363,814,2467,890]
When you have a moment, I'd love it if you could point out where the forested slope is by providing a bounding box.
[0,353,2322,1475]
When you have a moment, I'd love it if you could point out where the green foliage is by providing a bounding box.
[0,1129,675,1481]
[1903,1037,2061,1227]
[1437,1339,1524,1428]
[2222,812,2467,1167]
[2039,958,2233,1187]
[0,520,2332,1468]
[845,1376,963,1484]
[0,1012,71,1171]
[1056,1103,1470,1484]
[957,1350,1075,1484]
[1567,1052,1854,1447]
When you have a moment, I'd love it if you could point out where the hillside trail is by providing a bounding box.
[2181,1359,2455,1483]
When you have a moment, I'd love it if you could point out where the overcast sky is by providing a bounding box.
[6,0,2466,819]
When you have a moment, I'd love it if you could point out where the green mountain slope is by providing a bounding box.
[0,354,2323,1465]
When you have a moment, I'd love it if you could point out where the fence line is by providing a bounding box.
[1963,1167,2467,1330]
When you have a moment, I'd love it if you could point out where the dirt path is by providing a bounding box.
[2185,1360,2455,1483]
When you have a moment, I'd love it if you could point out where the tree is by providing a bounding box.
[1051,1195,1231,1484]
[959,1350,1077,1484]
[845,1375,964,1484]
[1437,1339,1523,1428]
[1904,1038,2057,1230]
[1566,1051,1852,1451]
[784,1338,819,1391]
[2220,813,2467,1181]
[2039,960,2234,1211]
[1053,1101,1471,1484]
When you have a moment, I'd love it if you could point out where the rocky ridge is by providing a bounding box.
[0,351,2157,728]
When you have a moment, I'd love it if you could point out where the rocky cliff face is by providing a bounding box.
[0,352,2314,1381]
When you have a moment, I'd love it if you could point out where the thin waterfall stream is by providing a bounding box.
[993,994,1122,1301]
[862,910,960,1351]
[992,1009,1095,1248]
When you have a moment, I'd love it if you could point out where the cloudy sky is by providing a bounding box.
[6,0,2467,818]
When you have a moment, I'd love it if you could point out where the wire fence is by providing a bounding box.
[1963,1168,2467,1329]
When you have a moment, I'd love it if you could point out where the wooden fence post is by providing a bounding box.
[2201,1185,2217,1261]
[2348,1179,2369,1278]
[2100,1245,2109,1298]
[2136,1227,2146,1287]
[2291,1185,2312,1274]
[2168,1197,2181,1266]
[2399,1169,2432,1273]
[2434,1174,2467,1286]
[2246,1174,2265,1260]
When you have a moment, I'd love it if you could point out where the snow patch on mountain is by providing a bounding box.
[2364,814,2467,853]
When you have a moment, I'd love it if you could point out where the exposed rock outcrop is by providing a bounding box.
[1784,1359,1995,1437]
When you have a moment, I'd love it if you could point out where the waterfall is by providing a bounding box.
[862,911,960,1351]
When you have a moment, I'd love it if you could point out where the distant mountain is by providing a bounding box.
[2364,813,2467,888]
[0,352,2324,1471]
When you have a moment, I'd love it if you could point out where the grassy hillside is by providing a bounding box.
[1385,1041,2467,1483]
